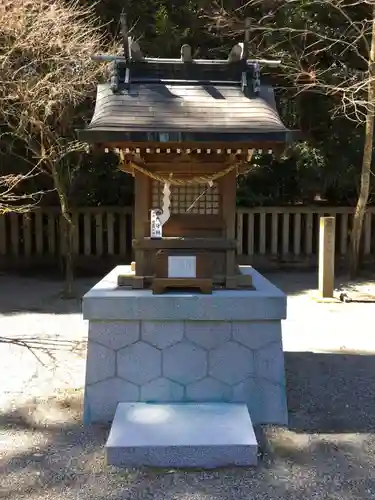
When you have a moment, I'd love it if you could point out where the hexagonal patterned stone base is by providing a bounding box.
[84,318,287,425]
[83,266,288,426]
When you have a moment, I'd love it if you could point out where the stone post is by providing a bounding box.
[318,216,336,298]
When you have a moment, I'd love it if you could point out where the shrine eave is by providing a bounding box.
[77,128,298,146]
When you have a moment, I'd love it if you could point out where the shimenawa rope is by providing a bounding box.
[117,149,254,186]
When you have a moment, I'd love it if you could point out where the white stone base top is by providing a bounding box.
[106,402,258,468]
[83,265,286,321]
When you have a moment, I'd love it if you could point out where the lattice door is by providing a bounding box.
[151,181,220,215]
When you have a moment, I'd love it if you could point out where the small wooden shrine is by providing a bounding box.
[78,16,295,294]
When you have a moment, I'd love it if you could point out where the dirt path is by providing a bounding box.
[0,275,92,411]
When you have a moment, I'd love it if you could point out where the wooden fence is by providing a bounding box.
[236,206,374,262]
[0,206,374,268]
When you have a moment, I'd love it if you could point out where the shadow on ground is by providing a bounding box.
[0,335,86,363]
[2,349,375,499]
[266,270,375,297]
[285,352,375,434]
[0,275,96,315]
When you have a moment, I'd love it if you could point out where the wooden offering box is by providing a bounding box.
[133,212,239,290]
[153,252,213,295]
[78,19,296,293]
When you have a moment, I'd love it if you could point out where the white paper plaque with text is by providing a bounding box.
[150,209,163,239]
[168,256,196,278]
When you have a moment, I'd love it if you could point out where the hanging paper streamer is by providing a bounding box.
[159,181,171,227]
[150,181,171,238]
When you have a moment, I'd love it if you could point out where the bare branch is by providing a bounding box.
[205,0,375,123]
[0,0,109,213]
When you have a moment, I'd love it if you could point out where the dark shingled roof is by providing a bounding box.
[77,58,296,145]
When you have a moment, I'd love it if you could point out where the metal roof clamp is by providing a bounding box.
[110,61,119,93]
[253,62,261,95]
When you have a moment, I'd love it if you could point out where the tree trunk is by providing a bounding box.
[51,165,74,296]
[64,216,75,297]
[349,4,375,278]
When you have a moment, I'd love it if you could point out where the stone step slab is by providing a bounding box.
[106,402,258,468]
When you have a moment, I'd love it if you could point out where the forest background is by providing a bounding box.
[2,0,372,210]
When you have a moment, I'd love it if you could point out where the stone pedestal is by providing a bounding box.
[82,265,288,426]
[106,402,258,468]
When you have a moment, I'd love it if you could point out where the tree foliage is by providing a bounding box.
[208,0,375,274]
[79,0,375,208]
[0,0,108,291]
[0,0,105,169]
[1,0,374,209]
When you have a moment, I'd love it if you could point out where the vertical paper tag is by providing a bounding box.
[150,209,163,239]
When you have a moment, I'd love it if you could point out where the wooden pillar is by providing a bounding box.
[318,216,336,298]
[134,171,150,276]
[219,169,237,276]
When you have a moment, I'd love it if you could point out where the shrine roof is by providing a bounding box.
[78,34,298,146]
[78,81,293,145]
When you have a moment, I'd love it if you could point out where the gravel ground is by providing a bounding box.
[1,271,375,499]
